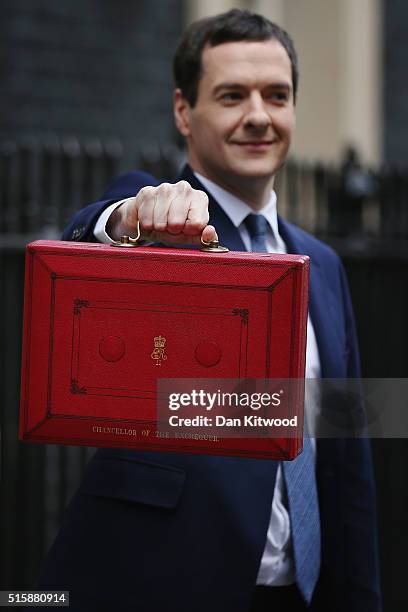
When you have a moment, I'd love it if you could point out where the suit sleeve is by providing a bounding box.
[61,171,160,242]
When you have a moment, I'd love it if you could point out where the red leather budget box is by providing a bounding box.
[19,240,309,460]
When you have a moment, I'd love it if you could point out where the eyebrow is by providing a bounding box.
[212,82,292,95]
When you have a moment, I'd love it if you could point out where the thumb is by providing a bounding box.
[201,225,218,244]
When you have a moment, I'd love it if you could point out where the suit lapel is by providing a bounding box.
[278,219,345,474]
[278,217,344,378]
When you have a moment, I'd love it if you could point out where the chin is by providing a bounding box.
[231,162,281,179]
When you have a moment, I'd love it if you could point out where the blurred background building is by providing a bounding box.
[1,1,408,611]
[2,0,403,164]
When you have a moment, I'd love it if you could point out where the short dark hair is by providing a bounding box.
[173,9,299,107]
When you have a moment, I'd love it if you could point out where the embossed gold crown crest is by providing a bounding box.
[154,335,166,349]
[151,334,167,365]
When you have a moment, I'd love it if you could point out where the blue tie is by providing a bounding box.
[282,423,321,603]
[244,212,321,604]
[244,213,269,252]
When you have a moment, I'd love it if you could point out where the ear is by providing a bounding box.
[174,89,192,137]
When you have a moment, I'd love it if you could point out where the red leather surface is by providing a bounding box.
[19,240,310,460]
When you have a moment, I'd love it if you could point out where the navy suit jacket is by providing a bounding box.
[42,166,381,612]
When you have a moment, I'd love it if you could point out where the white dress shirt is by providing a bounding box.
[93,173,322,586]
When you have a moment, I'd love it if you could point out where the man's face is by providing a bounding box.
[174,39,296,190]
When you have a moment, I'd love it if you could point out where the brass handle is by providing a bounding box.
[200,237,229,253]
[112,222,141,247]
[112,220,229,253]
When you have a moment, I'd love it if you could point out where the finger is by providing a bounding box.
[167,195,191,234]
[167,180,203,235]
[136,187,156,232]
[184,191,209,236]
[153,183,175,232]
[152,224,217,247]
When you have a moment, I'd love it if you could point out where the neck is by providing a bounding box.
[190,165,274,210]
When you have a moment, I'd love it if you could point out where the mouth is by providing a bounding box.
[230,140,275,151]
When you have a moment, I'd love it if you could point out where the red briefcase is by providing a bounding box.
[19,239,309,460]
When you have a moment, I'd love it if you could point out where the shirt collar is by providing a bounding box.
[194,172,281,241]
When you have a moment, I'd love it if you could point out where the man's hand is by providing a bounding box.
[106,180,217,245]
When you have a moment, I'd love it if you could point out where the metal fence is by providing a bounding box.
[1,139,408,610]
[2,139,408,249]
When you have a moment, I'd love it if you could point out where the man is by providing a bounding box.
[41,9,381,612]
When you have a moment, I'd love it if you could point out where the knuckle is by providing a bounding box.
[176,180,191,192]
[136,185,156,202]
[179,180,190,186]
[158,182,172,195]
[138,185,155,197]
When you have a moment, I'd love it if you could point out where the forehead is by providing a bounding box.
[199,39,292,91]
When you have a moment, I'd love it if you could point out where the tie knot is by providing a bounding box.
[244,213,268,238]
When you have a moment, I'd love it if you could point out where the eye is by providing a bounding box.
[267,90,290,103]
[219,91,243,102]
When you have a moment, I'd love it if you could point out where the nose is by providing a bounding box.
[243,92,271,129]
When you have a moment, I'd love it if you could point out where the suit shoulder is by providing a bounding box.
[283,220,341,268]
